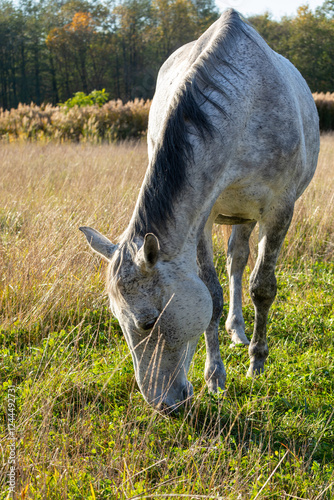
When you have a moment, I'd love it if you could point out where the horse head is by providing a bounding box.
[80,226,213,412]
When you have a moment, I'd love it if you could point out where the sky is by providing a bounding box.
[215,0,324,19]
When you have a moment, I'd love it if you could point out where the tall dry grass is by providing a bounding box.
[0,141,146,332]
[0,99,150,143]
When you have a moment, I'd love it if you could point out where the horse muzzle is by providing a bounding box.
[153,380,194,414]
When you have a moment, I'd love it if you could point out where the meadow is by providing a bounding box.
[0,135,334,499]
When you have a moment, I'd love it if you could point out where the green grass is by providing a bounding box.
[0,138,334,499]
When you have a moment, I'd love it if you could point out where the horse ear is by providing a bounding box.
[79,226,117,261]
[142,233,160,268]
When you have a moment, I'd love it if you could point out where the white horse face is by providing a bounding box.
[109,236,213,411]
[80,227,213,411]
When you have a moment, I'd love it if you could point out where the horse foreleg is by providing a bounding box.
[247,202,294,377]
[197,222,226,393]
[226,222,256,346]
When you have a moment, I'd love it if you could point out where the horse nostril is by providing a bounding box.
[142,318,158,331]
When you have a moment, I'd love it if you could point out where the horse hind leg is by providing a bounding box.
[197,221,226,393]
[226,222,256,346]
[247,201,294,377]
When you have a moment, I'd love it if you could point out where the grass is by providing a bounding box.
[0,135,334,499]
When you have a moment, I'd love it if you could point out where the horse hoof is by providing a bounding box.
[206,379,226,396]
[229,331,250,347]
[247,361,265,378]
[205,365,226,394]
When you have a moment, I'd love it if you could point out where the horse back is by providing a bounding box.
[148,9,319,212]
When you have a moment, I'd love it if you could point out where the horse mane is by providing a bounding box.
[130,79,215,241]
[128,10,254,244]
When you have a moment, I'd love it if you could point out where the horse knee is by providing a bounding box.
[249,274,277,308]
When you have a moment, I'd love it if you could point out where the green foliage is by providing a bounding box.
[60,89,110,110]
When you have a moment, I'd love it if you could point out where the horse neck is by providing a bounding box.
[126,153,217,261]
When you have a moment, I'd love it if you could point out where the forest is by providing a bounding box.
[0,0,334,110]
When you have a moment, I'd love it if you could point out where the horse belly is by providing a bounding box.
[213,184,275,223]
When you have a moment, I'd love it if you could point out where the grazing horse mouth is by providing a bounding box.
[154,381,194,414]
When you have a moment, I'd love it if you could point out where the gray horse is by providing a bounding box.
[80,9,319,412]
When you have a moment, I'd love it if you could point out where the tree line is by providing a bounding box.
[0,0,333,110]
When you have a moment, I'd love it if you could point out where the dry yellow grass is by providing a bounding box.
[0,100,150,142]
[0,141,147,330]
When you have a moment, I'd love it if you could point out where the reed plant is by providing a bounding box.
[0,94,333,145]
[0,99,150,143]
[313,93,334,131]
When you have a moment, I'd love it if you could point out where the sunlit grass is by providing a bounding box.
[0,136,333,499]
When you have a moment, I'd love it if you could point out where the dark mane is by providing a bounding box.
[128,10,253,242]
[131,80,215,239]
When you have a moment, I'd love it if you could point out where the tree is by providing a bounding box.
[0,1,26,108]
[317,0,334,17]
[151,0,197,58]
[287,5,334,91]
[2,0,332,109]
[249,4,334,93]
[113,0,152,100]
[47,12,97,94]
